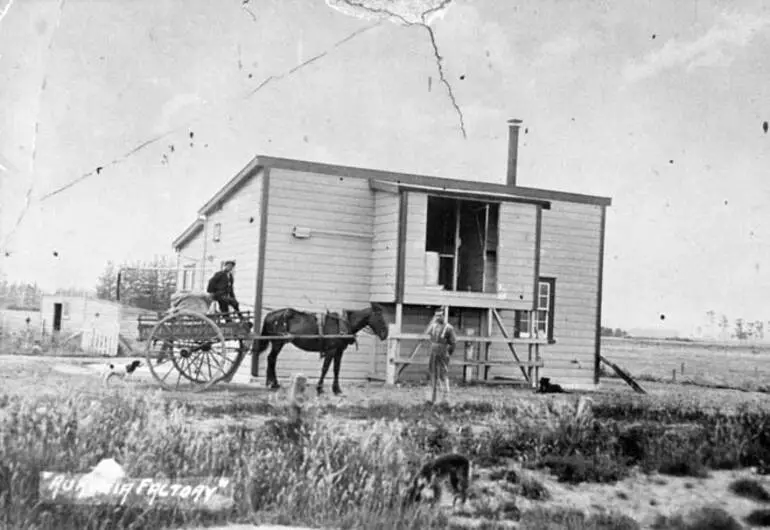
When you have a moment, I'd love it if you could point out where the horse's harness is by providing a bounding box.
[316,310,361,351]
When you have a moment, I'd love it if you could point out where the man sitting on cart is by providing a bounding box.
[207,260,242,322]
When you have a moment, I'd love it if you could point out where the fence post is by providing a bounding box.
[463,328,476,383]
[385,324,398,385]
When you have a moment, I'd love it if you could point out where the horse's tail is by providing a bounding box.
[252,318,271,355]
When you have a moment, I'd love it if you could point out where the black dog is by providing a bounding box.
[405,453,471,508]
[538,377,568,394]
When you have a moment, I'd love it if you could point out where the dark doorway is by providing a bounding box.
[53,303,63,332]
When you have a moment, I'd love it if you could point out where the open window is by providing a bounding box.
[424,196,499,293]
[514,277,556,342]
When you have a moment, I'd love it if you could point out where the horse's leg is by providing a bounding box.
[332,347,344,396]
[265,341,275,387]
[266,342,284,390]
[316,351,334,395]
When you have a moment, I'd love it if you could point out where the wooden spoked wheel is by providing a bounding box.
[145,310,239,393]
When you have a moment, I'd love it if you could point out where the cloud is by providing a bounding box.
[623,11,769,82]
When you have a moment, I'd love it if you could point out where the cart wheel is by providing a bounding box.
[174,338,245,385]
[213,339,249,383]
[145,310,232,393]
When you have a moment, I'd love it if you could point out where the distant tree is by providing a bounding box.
[746,321,756,341]
[601,326,629,338]
[95,256,177,311]
[54,287,93,297]
[706,310,716,326]
[0,281,43,310]
[756,321,765,340]
[95,261,119,301]
[735,318,748,341]
[719,314,730,339]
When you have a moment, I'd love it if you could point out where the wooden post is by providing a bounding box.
[680,362,685,375]
[369,333,378,376]
[482,204,489,293]
[200,215,208,291]
[288,373,307,422]
[491,309,530,383]
[385,323,399,385]
[463,328,476,383]
[452,202,461,291]
[528,343,534,388]
[430,356,438,404]
[672,369,676,382]
[484,308,493,381]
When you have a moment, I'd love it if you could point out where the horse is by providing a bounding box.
[252,302,389,396]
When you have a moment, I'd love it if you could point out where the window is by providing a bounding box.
[424,196,500,293]
[181,266,196,291]
[212,223,222,242]
[514,277,556,342]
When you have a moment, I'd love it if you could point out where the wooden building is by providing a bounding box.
[171,120,612,389]
[40,294,155,356]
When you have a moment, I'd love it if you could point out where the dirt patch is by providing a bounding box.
[51,363,98,376]
[5,354,770,413]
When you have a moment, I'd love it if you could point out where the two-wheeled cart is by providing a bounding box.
[137,307,356,393]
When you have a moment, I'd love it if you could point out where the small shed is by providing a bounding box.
[40,295,154,356]
[171,119,612,390]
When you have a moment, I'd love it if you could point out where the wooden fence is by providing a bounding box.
[383,308,549,388]
[81,323,120,356]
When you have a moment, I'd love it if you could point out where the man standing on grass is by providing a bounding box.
[427,306,457,404]
[207,260,241,321]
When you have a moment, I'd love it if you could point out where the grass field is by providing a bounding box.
[2,351,770,530]
[600,337,770,393]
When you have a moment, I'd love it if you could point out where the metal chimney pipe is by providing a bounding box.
[507,118,523,187]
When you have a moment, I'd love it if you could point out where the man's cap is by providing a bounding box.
[224,260,236,266]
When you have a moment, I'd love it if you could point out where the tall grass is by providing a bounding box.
[2,388,770,528]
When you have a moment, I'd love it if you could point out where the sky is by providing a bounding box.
[1,0,769,334]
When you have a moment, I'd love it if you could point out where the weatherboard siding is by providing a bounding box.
[174,172,263,306]
[176,231,205,291]
[369,190,399,302]
[39,295,115,335]
[180,172,263,314]
[537,200,603,388]
[259,168,376,381]
[496,202,537,307]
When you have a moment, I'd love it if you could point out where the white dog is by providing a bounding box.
[102,360,142,384]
